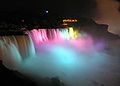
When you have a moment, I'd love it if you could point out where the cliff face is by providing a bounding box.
[76,18,120,40]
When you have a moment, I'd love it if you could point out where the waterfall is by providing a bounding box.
[0,35,36,70]
[0,27,79,70]
[0,28,111,86]
[26,28,80,51]
[0,40,22,70]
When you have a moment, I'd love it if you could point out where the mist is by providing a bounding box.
[94,0,120,36]
[1,34,120,86]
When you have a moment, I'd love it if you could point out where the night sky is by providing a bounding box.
[0,0,120,35]
[0,0,119,17]
[0,0,120,17]
[0,0,97,17]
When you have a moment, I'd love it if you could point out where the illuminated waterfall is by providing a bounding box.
[0,27,109,86]
[26,27,80,48]
[0,27,80,70]
[0,35,35,70]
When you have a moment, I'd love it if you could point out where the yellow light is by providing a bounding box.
[73,30,79,39]
[63,19,78,23]
[68,27,74,39]
[72,20,74,22]
[67,27,79,39]
[63,23,68,26]
[75,19,77,22]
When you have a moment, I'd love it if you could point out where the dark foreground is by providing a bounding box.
[0,61,37,86]
[0,61,65,86]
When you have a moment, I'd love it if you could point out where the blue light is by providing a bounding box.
[50,45,77,66]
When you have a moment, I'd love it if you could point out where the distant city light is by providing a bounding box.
[63,19,78,23]
[62,23,68,26]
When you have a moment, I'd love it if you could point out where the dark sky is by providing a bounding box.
[0,0,97,17]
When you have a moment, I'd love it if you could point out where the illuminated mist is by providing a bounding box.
[95,0,120,36]
[0,28,120,86]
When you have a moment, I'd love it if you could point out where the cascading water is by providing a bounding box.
[0,27,111,86]
[26,27,80,52]
[0,27,80,69]
[0,35,36,70]
[0,27,103,70]
[0,40,22,70]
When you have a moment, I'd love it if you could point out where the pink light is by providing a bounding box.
[26,28,81,50]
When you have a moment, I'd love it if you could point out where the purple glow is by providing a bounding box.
[26,28,81,51]
[0,28,112,86]
[25,28,106,54]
